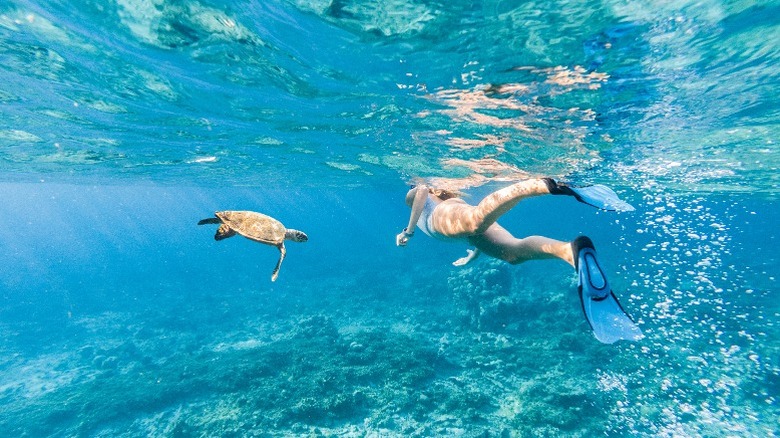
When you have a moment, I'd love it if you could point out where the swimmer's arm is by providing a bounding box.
[453,248,480,266]
[396,185,428,246]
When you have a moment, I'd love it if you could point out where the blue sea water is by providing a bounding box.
[1,0,778,436]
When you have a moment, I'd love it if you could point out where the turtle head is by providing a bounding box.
[285,229,308,243]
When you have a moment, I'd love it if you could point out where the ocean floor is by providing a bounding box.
[0,261,619,437]
[3,255,776,437]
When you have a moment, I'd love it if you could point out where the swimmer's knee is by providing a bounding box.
[493,250,528,265]
[505,255,528,265]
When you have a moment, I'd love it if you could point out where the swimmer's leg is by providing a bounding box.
[430,177,632,237]
[470,179,553,234]
[467,224,574,265]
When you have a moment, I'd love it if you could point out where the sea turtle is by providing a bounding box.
[198,210,308,282]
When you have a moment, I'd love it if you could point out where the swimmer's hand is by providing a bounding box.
[452,248,480,266]
[396,228,414,246]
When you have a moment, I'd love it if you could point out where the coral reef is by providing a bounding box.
[1,262,777,437]
[448,259,515,332]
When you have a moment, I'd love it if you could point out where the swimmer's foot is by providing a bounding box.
[572,236,609,300]
[543,178,635,212]
[571,236,643,344]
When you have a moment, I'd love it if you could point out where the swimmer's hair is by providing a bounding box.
[405,181,462,206]
[429,188,459,200]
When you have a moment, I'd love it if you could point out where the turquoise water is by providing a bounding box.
[1,0,778,436]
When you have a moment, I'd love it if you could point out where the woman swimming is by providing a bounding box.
[396,178,643,344]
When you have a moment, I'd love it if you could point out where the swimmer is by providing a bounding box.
[396,178,642,344]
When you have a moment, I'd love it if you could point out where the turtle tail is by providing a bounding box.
[285,229,308,243]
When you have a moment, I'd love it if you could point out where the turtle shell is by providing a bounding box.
[215,211,286,245]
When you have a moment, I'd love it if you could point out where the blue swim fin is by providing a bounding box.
[543,178,635,212]
[573,236,643,344]
[569,184,635,212]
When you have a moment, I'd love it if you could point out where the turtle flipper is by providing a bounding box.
[198,217,221,225]
[215,224,237,241]
[271,244,286,282]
